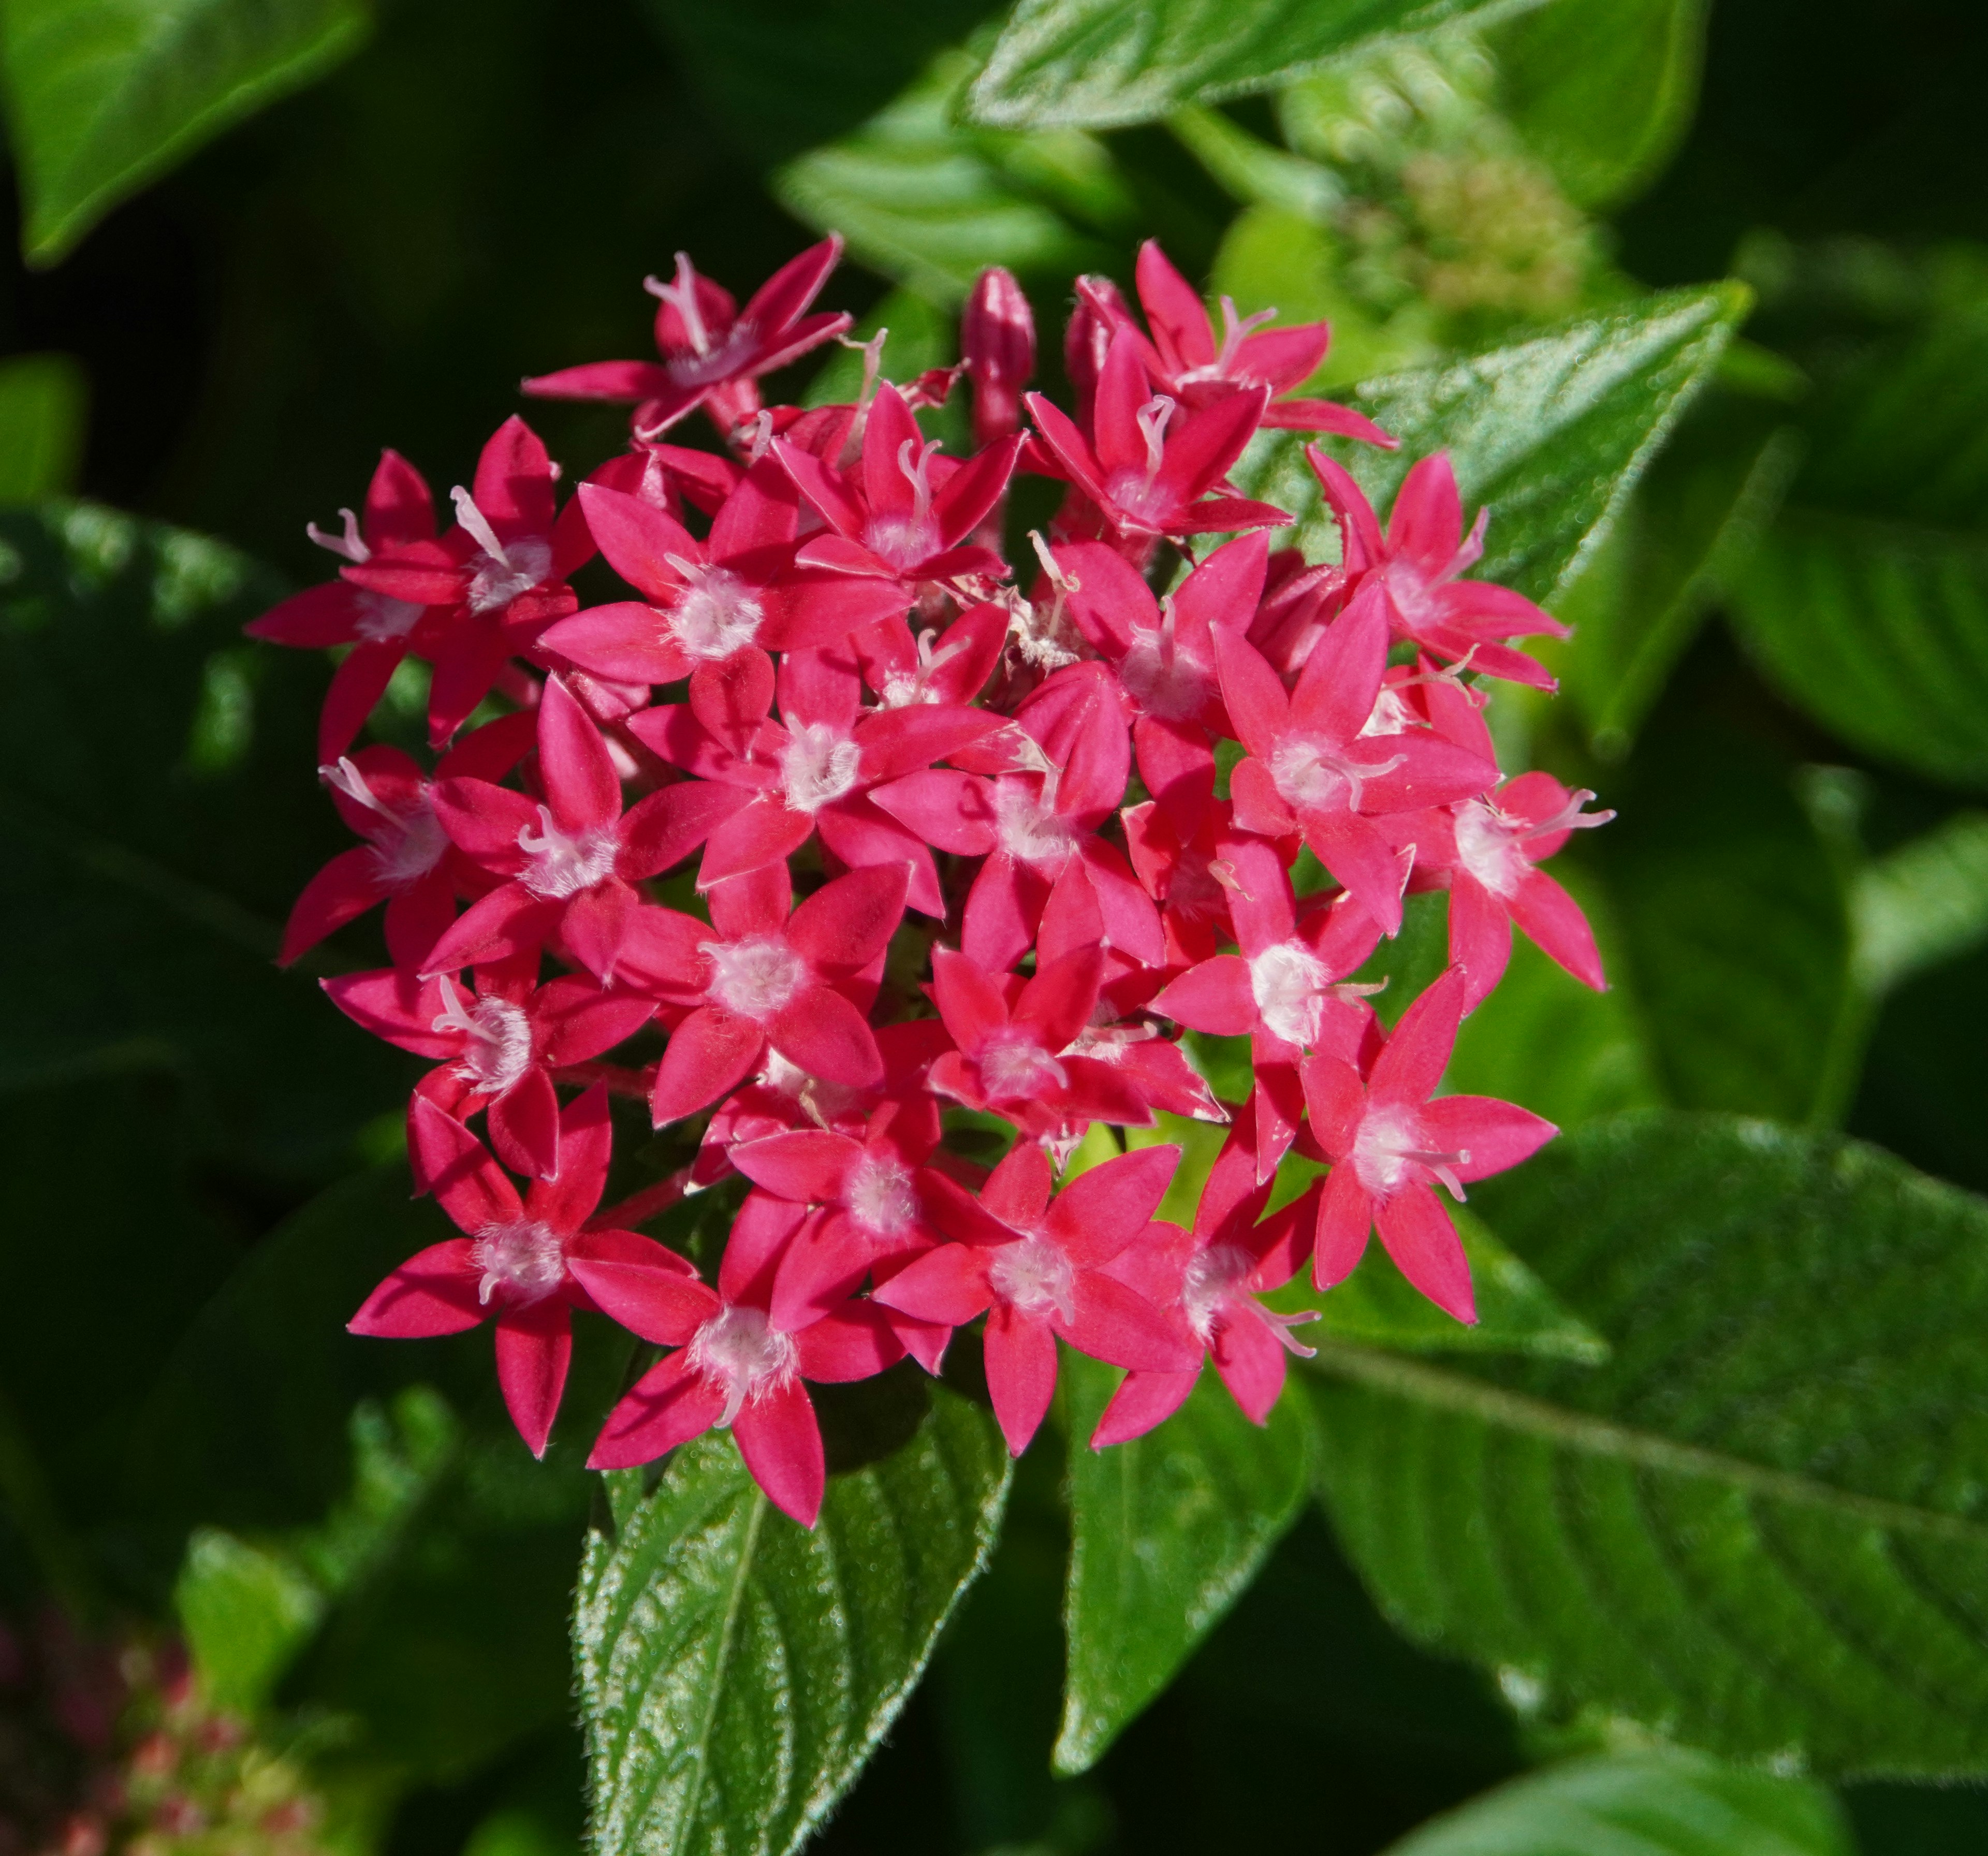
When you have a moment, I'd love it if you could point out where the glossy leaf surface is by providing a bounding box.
[576,1382,1010,1856]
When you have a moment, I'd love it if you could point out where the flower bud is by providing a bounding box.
[1063,275,1124,427]
[962,267,1035,446]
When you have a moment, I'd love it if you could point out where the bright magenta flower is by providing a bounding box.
[349,1087,664,1457]
[628,860,909,1127]
[1092,1107,1322,1443]
[1302,968,1557,1322]
[1082,240,1396,445]
[420,674,741,982]
[1214,583,1497,934]
[1026,330,1288,547]
[574,1190,901,1525]
[1310,448,1572,689]
[872,1142,1197,1453]
[522,237,853,440]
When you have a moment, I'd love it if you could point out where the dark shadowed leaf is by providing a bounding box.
[1312,1110,1988,1777]
[0,0,370,267]
[1381,1747,1852,1855]
[575,1383,1010,1856]
[1054,1350,1313,1775]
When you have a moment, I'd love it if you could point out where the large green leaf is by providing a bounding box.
[776,47,1130,304]
[0,0,371,268]
[1233,286,1747,607]
[1488,0,1708,211]
[1054,1351,1314,1775]
[1595,727,1853,1123]
[0,503,411,1175]
[1312,1110,1988,1776]
[964,0,1553,130]
[1382,1748,1852,1855]
[575,1381,1011,1856]
[0,354,86,499]
[1852,809,1988,993]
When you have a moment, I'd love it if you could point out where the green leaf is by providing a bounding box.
[575,1381,1010,1856]
[0,503,412,1176]
[0,354,86,499]
[176,1527,327,1715]
[1853,809,1988,993]
[1312,1109,1988,1776]
[1731,514,1988,792]
[1382,1747,1852,1855]
[1488,0,1709,211]
[776,47,1129,304]
[1053,1350,1314,1775]
[1233,285,1748,608]
[964,0,1554,131]
[0,0,371,268]
[1595,726,1853,1123]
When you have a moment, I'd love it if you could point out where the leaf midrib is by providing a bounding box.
[1306,1337,1988,1548]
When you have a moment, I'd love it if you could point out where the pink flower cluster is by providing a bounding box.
[251,235,1610,1526]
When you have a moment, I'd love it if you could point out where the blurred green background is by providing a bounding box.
[7,0,1988,1850]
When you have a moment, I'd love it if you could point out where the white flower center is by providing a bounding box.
[1118,624,1208,721]
[433,981,534,1095]
[994,783,1074,868]
[662,559,763,659]
[1270,737,1358,812]
[1350,1103,1470,1201]
[847,1154,916,1238]
[1452,799,1529,899]
[471,1217,565,1306]
[988,1233,1076,1322]
[1250,939,1331,1047]
[1181,1243,1253,1341]
[1376,558,1438,629]
[1361,687,1416,736]
[354,590,423,642]
[702,936,805,1021]
[320,757,449,889]
[467,536,553,614]
[689,1303,797,1428]
[667,326,758,388]
[517,805,619,898]
[979,1033,1068,1101]
[779,721,862,814]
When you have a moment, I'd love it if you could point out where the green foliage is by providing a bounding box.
[0,0,372,267]
[1488,0,1708,212]
[1233,285,1747,609]
[1381,1747,1852,1855]
[1314,1110,1988,1776]
[575,1382,1010,1856]
[1055,1351,1314,1775]
[0,355,87,500]
[964,0,1553,131]
[1853,810,1988,993]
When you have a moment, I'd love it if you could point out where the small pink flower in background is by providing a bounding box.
[1309,447,1572,689]
[873,1142,1197,1454]
[523,236,853,440]
[349,1087,665,1456]
[575,1190,901,1525]
[1093,1104,1323,1443]
[1302,968,1557,1322]
[1083,240,1397,446]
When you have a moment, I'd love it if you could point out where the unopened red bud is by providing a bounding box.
[1062,279,1123,426]
[962,267,1034,446]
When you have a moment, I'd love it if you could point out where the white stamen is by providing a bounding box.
[517,804,618,898]
[988,1233,1076,1322]
[993,781,1073,869]
[980,1033,1068,1100]
[1119,600,1208,721]
[1249,940,1332,1047]
[1351,1103,1470,1200]
[470,1217,565,1306]
[847,1154,916,1238]
[450,486,552,615]
[701,936,805,1021]
[661,554,764,659]
[865,438,940,570]
[320,758,449,887]
[779,721,863,814]
[688,1303,797,1429]
[1134,393,1176,479]
[647,254,711,356]
[433,976,534,1096]
[306,508,369,563]
[354,591,422,642]
[1270,737,1405,814]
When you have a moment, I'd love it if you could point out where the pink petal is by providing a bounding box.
[1013,944,1103,1054]
[540,601,691,684]
[383,875,458,972]
[1299,1055,1365,1161]
[317,641,404,763]
[562,878,637,985]
[1061,540,1151,655]
[411,1096,523,1235]
[984,1141,1053,1227]
[421,885,563,977]
[488,1063,562,1181]
[1046,1146,1180,1266]
[429,776,539,871]
[720,1190,809,1305]
[1135,239,1217,371]
[984,1303,1060,1455]
[349,1240,485,1338]
[1151,956,1255,1036]
[731,1130,864,1205]
[280,847,388,966]
[788,863,909,973]
[321,968,455,1058]
[771,438,867,541]
[1300,810,1409,938]
[589,1352,727,1470]
[1368,967,1467,1106]
[1228,755,1297,839]
[1312,1164,1373,1289]
[527,1083,615,1229]
[870,1238,995,1324]
[1058,1270,1200,1371]
[696,794,814,887]
[1375,1186,1475,1324]
[1156,384,1268,504]
[1091,1367,1200,1447]
[915,1172,1019,1249]
[1421,1095,1558,1182]
[538,675,625,834]
[537,978,657,1065]
[1290,582,1388,744]
[690,646,777,756]
[1510,867,1606,992]
[1448,873,1514,1012]
[523,359,674,404]
[1134,714,1216,837]
[1259,399,1395,447]
[1022,391,1107,504]
[769,986,884,1090]
[1211,1312,1288,1425]
[930,946,1010,1053]
[651,1007,766,1126]
[575,482,701,602]
[495,1300,572,1458]
[1386,452,1463,569]
[792,1304,904,1381]
[1210,627,1291,761]
[566,1251,722,1346]
[869,769,999,856]
[735,1379,826,1526]
[816,799,945,918]
[770,1211,876,1329]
